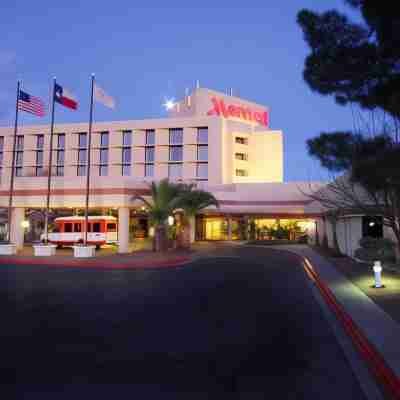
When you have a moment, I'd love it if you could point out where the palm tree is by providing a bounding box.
[174,189,219,248]
[132,179,187,252]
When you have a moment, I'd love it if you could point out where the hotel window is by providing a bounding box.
[99,131,109,176]
[145,129,155,177]
[35,134,44,176]
[235,152,248,161]
[56,133,65,176]
[77,132,87,176]
[146,129,155,145]
[145,164,154,177]
[235,137,248,145]
[122,130,132,176]
[197,127,208,144]
[235,169,248,177]
[168,163,182,179]
[15,135,24,177]
[196,163,208,180]
[169,146,183,162]
[169,128,183,145]
[0,136,3,181]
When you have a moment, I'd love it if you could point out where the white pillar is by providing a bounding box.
[189,216,196,243]
[10,207,25,250]
[227,217,232,241]
[118,207,130,253]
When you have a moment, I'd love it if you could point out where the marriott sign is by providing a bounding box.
[207,97,269,127]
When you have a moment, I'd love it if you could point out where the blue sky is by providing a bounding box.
[0,0,361,181]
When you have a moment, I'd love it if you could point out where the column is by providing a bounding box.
[10,207,25,250]
[189,216,196,243]
[227,217,233,241]
[118,207,130,253]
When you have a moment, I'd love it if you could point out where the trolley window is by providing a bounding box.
[93,222,101,233]
[107,223,117,232]
[74,223,82,232]
[64,223,73,233]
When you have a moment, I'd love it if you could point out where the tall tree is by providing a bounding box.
[297,1,400,120]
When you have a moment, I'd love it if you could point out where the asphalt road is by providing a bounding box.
[1,245,366,399]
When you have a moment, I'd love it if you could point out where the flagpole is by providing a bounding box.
[6,81,21,243]
[84,74,95,246]
[43,77,57,244]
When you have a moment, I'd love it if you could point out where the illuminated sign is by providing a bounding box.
[207,97,269,127]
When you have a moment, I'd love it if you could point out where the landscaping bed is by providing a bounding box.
[312,246,400,325]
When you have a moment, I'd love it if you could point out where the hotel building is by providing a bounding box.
[0,88,322,252]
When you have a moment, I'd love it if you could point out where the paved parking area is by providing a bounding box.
[1,245,367,399]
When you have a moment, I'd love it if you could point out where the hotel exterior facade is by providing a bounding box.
[0,88,321,252]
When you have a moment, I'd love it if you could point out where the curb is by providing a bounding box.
[301,255,400,400]
[0,256,191,270]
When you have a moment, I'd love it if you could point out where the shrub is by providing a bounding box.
[355,236,396,263]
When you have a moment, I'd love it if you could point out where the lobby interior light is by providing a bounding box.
[21,220,30,229]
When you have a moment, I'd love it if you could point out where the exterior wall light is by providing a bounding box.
[21,220,30,229]
[373,261,384,288]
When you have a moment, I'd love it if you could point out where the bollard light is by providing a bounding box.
[372,260,384,288]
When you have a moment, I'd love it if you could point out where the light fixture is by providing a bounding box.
[369,221,376,227]
[21,220,30,229]
[372,261,384,288]
[163,97,175,111]
[168,216,174,226]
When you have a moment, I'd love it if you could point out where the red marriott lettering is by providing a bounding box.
[207,97,269,127]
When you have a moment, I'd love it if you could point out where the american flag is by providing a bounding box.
[18,90,46,117]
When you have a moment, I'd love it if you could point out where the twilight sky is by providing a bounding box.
[0,0,361,182]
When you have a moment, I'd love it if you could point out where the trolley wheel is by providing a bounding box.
[95,244,101,250]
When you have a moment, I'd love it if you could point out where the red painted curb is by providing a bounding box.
[301,256,400,400]
[0,256,191,270]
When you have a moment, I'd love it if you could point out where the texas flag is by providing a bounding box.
[54,83,78,110]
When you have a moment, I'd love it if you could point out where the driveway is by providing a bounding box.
[1,245,366,399]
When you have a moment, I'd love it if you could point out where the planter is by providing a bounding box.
[33,244,57,257]
[0,244,17,255]
[73,245,96,258]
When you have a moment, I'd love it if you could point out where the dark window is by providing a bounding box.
[99,165,108,176]
[197,127,208,144]
[77,165,86,176]
[0,136,3,180]
[35,166,44,176]
[57,133,65,149]
[64,223,73,233]
[100,131,109,147]
[122,148,131,164]
[235,169,248,177]
[74,223,82,232]
[78,133,87,148]
[145,164,154,177]
[197,145,208,161]
[146,129,155,145]
[16,135,24,150]
[145,147,155,162]
[56,166,64,176]
[169,128,183,145]
[235,152,248,161]
[169,146,183,161]
[107,223,117,232]
[197,163,208,179]
[93,222,101,233]
[122,130,132,146]
[36,150,43,166]
[37,134,44,149]
[235,137,248,145]
[122,164,130,176]
[168,163,182,179]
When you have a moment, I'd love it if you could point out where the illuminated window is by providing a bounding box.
[235,169,248,177]
[235,137,248,145]
[235,152,248,161]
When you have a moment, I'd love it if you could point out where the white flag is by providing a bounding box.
[94,83,115,109]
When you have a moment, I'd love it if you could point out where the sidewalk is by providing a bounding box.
[271,245,400,387]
